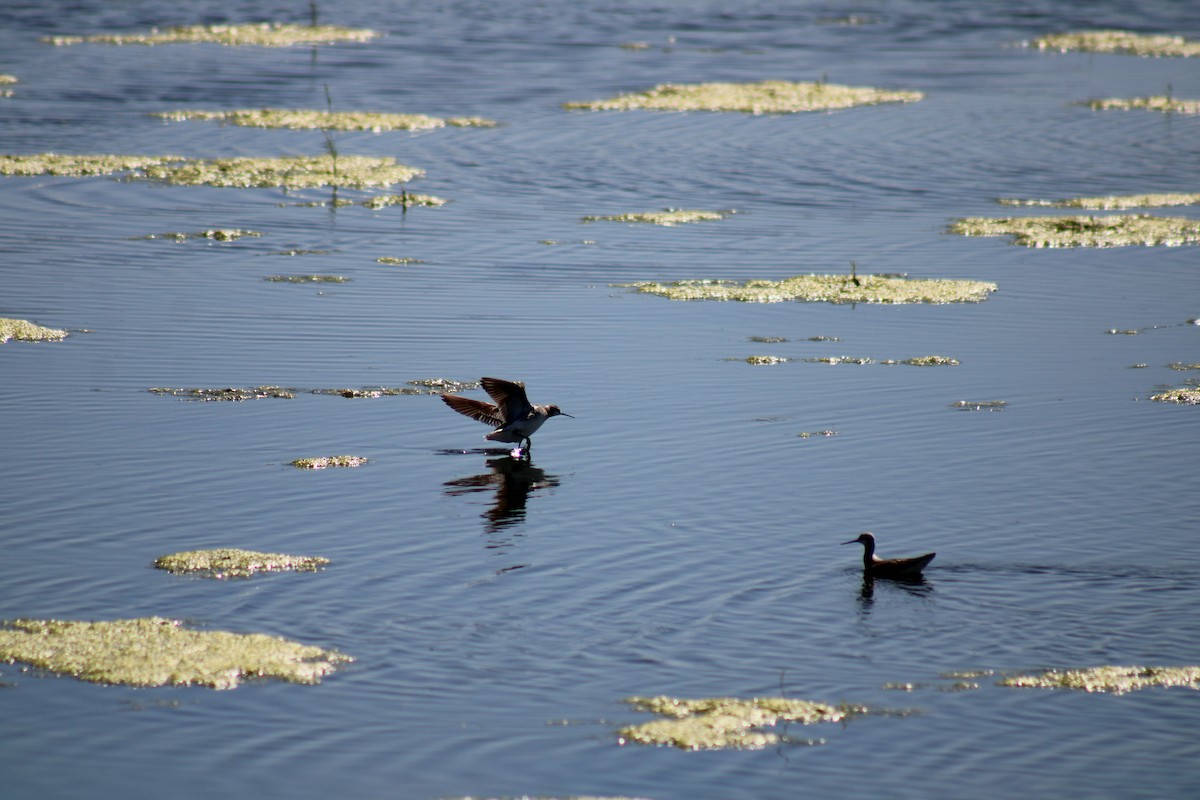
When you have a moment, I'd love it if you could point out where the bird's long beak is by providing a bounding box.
[561,412,575,418]
[841,539,857,545]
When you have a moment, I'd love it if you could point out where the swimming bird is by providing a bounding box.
[842,532,935,578]
[441,377,572,456]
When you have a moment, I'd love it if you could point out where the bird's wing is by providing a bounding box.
[441,393,504,428]
[480,377,533,421]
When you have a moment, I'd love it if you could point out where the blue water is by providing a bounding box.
[2,1,1200,798]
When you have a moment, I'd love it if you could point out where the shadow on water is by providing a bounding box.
[442,452,561,534]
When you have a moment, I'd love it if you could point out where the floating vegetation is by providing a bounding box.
[1151,387,1200,405]
[291,455,368,469]
[362,193,446,209]
[0,74,15,97]
[564,80,923,114]
[151,380,477,401]
[883,355,960,366]
[1028,30,1200,58]
[44,23,378,48]
[310,379,480,397]
[744,355,789,365]
[263,275,349,283]
[407,377,481,393]
[949,214,1200,247]
[376,256,427,265]
[582,209,732,226]
[155,109,494,131]
[142,229,262,242]
[447,116,498,127]
[0,153,180,177]
[1106,328,1139,335]
[1000,665,1200,694]
[271,249,331,256]
[148,386,296,401]
[618,695,868,750]
[1079,96,1200,114]
[805,355,874,365]
[797,430,838,438]
[750,336,787,343]
[141,155,422,189]
[950,400,1008,412]
[0,318,68,344]
[1168,362,1200,371]
[999,192,1200,210]
[154,548,329,578]
[623,274,996,304]
[314,389,385,398]
[939,681,981,692]
[0,617,350,689]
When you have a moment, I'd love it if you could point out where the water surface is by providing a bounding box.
[2,1,1199,798]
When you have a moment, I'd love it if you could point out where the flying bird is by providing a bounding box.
[442,377,572,456]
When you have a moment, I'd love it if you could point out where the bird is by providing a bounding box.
[441,377,572,456]
[842,532,935,578]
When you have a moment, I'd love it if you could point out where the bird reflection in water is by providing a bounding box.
[442,450,560,536]
[857,572,933,603]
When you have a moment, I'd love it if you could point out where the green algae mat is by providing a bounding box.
[582,209,732,226]
[291,455,369,469]
[44,23,378,47]
[155,108,496,131]
[0,153,182,177]
[1080,96,1200,114]
[1000,192,1200,210]
[1000,666,1200,694]
[0,617,350,689]
[1151,387,1200,405]
[155,548,330,578]
[264,275,349,284]
[148,386,297,401]
[564,80,922,113]
[148,379,479,401]
[363,193,446,209]
[949,214,1200,247]
[143,229,262,242]
[1028,30,1200,57]
[1,153,422,189]
[617,695,870,750]
[623,274,996,304]
[0,318,68,344]
[140,155,421,189]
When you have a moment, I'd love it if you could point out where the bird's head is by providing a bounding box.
[546,405,574,418]
[842,532,875,546]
